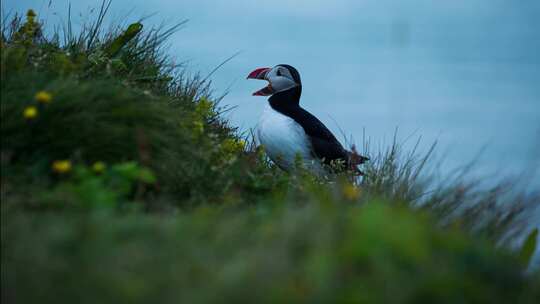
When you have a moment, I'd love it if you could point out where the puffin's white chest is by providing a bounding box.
[257,104,320,171]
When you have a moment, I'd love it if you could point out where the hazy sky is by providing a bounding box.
[4,0,540,184]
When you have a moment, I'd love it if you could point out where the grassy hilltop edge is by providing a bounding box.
[1,8,539,303]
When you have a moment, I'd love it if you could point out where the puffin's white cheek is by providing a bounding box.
[270,77,297,93]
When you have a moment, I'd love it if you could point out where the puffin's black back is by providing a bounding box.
[269,87,349,164]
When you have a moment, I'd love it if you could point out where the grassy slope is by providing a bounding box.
[1,9,539,304]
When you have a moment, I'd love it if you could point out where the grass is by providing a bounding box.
[360,135,538,245]
[1,6,539,303]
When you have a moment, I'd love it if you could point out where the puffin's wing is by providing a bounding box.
[291,108,349,163]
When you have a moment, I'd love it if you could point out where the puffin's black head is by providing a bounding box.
[247,64,301,96]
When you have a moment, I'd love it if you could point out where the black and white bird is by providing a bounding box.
[247,64,368,174]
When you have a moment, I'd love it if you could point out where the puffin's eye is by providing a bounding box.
[276,69,282,76]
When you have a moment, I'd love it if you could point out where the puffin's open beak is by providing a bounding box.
[247,67,273,96]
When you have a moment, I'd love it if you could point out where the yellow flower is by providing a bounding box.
[35,91,52,104]
[237,140,246,150]
[92,161,106,173]
[23,106,38,119]
[52,160,72,174]
[343,183,361,200]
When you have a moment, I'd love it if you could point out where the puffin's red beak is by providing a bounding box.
[247,67,270,80]
[247,67,273,96]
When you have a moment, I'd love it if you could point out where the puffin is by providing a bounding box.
[247,64,368,175]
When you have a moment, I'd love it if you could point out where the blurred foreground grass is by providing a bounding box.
[3,203,538,303]
[1,6,539,303]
